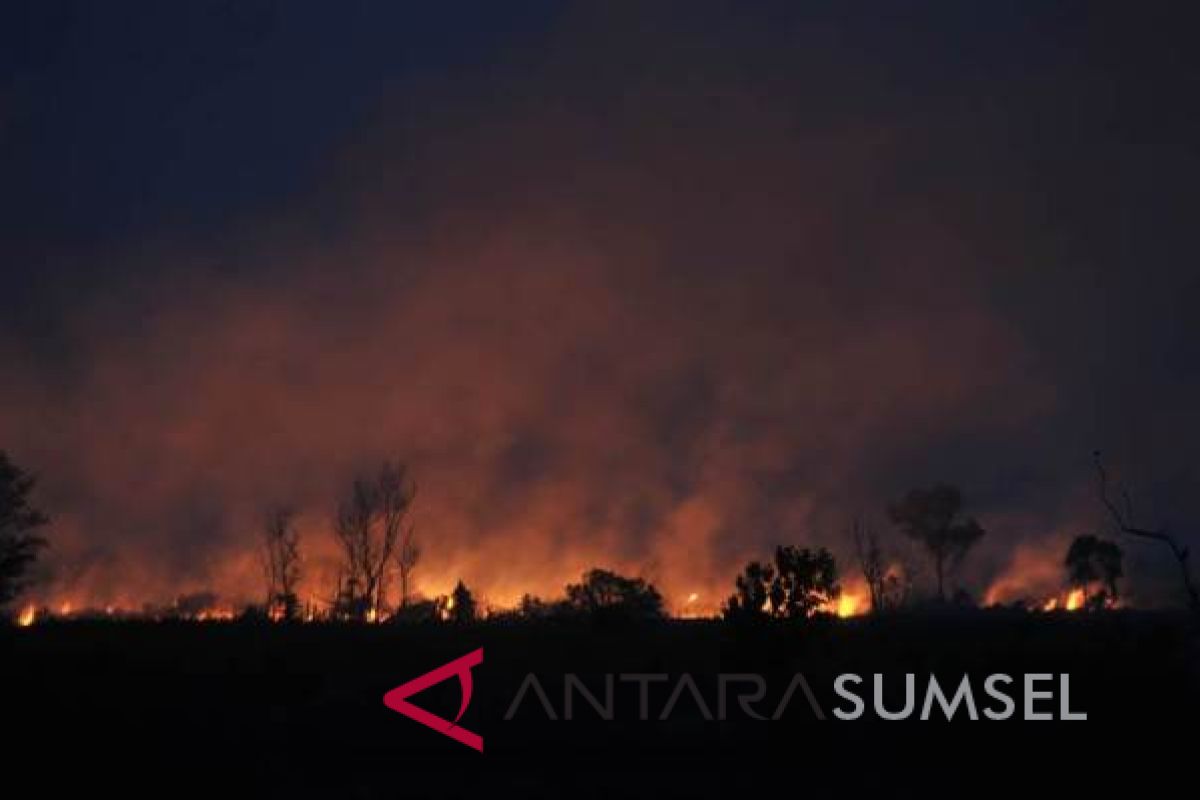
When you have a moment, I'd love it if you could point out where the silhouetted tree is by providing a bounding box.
[260,506,302,620]
[390,597,441,624]
[725,546,839,619]
[515,593,572,620]
[887,545,923,609]
[771,546,840,617]
[173,591,220,618]
[333,461,416,621]
[1094,451,1199,613]
[518,593,549,618]
[449,580,477,624]
[331,570,367,620]
[0,451,49,610]
[1064,534,1123,609]
[888,485,985,602]
[851,518,887,613]
[565,568,664,620]
[395,526,420,609]
[858,537,920,613]
[725,560,775,619]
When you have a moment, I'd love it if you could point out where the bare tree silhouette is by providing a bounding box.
[261,506,302,620]
[851,517,887,614]
[395,525,420,609]
[0,451,49,610]
[1094,451,1199,612]
[333,461,416,621]
[850,520,919,612]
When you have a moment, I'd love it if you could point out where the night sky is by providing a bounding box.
[2,2,1199,610]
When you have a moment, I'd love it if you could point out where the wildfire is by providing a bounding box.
[17,604,36,627]
[833,591,865,618]
[819,580,869,618]
[1039,588,1086,613]
[437,593,456,621]
[678,591,712,619]
[192,607,236,622]
[1065,588,1085,611]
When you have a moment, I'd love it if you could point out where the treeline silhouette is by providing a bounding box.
[0,450,1194,624]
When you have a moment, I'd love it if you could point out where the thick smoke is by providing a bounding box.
[2,5,1196,611]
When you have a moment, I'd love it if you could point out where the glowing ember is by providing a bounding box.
[16,605,36,627]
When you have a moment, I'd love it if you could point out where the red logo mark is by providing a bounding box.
[382,648,484,752]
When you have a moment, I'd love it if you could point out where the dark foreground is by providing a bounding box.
[4,611,1197,798]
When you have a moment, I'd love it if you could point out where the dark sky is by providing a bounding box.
[2,1,1199,610]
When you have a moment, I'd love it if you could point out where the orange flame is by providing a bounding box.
[1065,588,1085,611]
[821,578,869,618]
[16,604,36,627]
[1039,588,1086,613]
[192,607,236,622]
[834,591,865,618]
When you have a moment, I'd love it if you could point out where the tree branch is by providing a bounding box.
[1093,450,1198,612]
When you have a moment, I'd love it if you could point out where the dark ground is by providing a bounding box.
[4,611,1197,798]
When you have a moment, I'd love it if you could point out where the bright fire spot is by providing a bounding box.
[438,593,456,621]
[1065,588,1085,611]
[59,602,72,617]
[17,605,36,627]
[834,592,865,618]
[678,592,709,619]
[193,607,236,622]
[1040,589,1086,613]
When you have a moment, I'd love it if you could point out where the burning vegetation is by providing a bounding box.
[0,447,1191,628]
